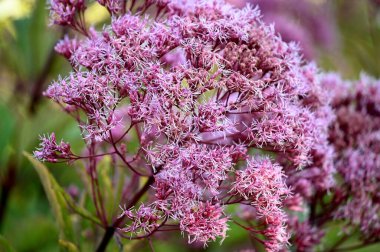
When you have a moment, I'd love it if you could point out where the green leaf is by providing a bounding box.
[98,156,115,220]
[0,104,15,165]
[24,152,76,245]
[60,189,101,226]
[0,235,17,252]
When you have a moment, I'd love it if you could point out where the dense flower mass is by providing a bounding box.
[35,0,380,251]
[329,75,380,241]
[228,0,338,59]
[283,74,380,251]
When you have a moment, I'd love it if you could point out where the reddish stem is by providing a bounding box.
[95,176,155,252]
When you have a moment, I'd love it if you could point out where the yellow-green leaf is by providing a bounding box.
[98,156,115,220]
[181,78,189,89]
[24,152,75,244]
[0,235,16,252]
[59,240,79,252]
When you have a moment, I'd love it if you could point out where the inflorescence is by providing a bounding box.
[34,1,380,251]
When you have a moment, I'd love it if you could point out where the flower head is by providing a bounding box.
[34,133,73,162]
[40,0,335,250]
[49,0,86,26]
[180,202,228,245]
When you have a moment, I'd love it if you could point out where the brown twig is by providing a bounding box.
[0,158,17,229]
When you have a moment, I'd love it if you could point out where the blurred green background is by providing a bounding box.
[0,0,379,251]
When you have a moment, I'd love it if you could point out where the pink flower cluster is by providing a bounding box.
[228,0,338,59]
[35,133,74,162]
[35,0,380,251]
[233,158,290,251]
[49,0,87,34]
[329,75,380,242]
[283,74,380,251]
